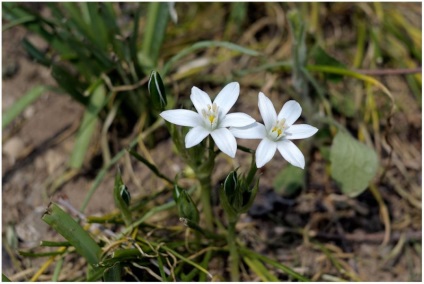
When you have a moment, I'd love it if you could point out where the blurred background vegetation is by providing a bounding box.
[2,2,421,281]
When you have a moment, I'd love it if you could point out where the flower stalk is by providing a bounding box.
[195,136,216,231]
[227,220,240,281]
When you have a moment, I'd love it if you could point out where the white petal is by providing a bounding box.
[210,128,237,158]
[286,124,318,140]
[191,86,212,114]
[278,100,302,126]
[255,138,277,168]
[220,112,255,128]
[258,92,277,131]
[230,122,266,139]
[213,82,239,117]
[160,109,201,127]
[185,126,210,148]
[277,140,305,169]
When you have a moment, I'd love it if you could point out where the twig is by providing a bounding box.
[354,67,422,76]
[312,230,421,244]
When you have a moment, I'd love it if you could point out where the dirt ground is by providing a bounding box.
[2,4,422,282]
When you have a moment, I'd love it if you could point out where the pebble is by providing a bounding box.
[3,137,25,165]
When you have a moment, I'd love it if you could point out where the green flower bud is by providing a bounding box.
[120,185,131,207]
[220,169,259,218]
[148,70,167,111]
[174,185,199,227]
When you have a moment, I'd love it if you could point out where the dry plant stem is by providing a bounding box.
[227,220,240,281]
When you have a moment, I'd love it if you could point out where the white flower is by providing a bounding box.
[160,82,255,158]
[230,92,318,169]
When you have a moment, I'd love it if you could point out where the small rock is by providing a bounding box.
[3,137,25,165]
[23,105,36,119]
[15,207,49,248]
[44,150,65,175]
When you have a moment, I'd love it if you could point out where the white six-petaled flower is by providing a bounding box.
[160,82,255,158]
[230,92,318,169]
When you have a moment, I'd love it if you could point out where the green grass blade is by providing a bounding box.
[127,148,173,184]
[51,65,89,106]
[86,3,109,48]
[141,2,169,68]
[103,263,122,282]
[113,168,132,226]
[2,85,47,129]
[40,241,72,247]
[2,274,11,282]
[306,64,394,104]
[240,247,310,281]
[18,250,65,257]
[243,256,279,282]
[2,14,35,31]
[69,82,106,169]
[162,40,261,76]
[42,203,101,266]
[52,256,64,281]
[21,38,51,66]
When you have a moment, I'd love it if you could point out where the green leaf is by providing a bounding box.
[42,203,101,266]
[113,168,132,226]
[2,85,47,129]
[2,274,11,282]
[162,40,261,76]
[22,38,51,67]
[148,70,167,111]
[310,45,346,82]
[273,165,305,196]
[141,2,169,68]
[103,263,121,282]
[330,131,379,197]
[69,82,106,169]
[127,148,173,184]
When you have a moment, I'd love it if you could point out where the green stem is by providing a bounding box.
[245,151,257,186]
[196,136,216,232]
[199,175,214,232]
[227,220,240,281]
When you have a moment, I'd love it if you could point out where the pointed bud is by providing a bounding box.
[148,70,167,111]
[175,185,199,227]
[120,185,131,207]
[220,169,259,218]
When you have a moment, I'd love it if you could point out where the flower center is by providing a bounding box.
[201,103,219,130]
[268,118,287,141]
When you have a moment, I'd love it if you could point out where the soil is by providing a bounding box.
[2,4,422,282]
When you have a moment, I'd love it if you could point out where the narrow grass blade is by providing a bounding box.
[141,2,169,68]
[22,38,51,66]
[127,148,173,184]
[103,263,122,282]
[40,241,72,247]
[42,203,101,266]
[69,82,106,169]
[162,41,261,76]
[2,85,47,129]
[52,256,64,281]
[18,251,65,257]
[2,15,35,31]
[240,247,310,281]
[2,274,11,282]
[243,256,279,282]
[306,64,395,106]
[113,168,132,226]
